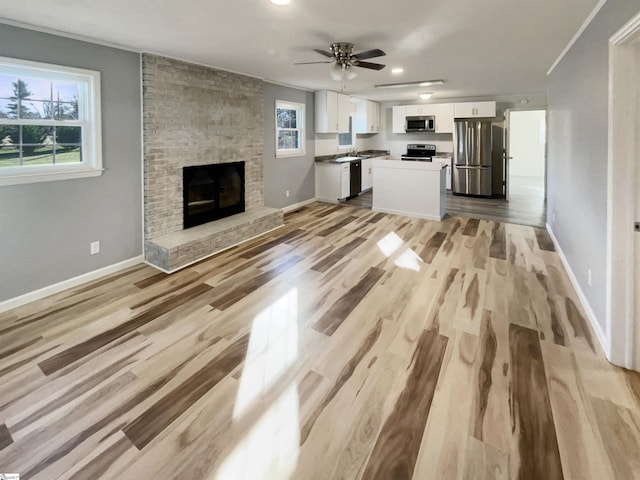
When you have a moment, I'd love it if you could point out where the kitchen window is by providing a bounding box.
[0,56,102,186]
[275,100,305,158]
[338,115,354,149]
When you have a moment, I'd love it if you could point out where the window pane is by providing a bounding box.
[55,145,82,164]
[21,125,49,145]
[53,82,77,102]
[0,127,19,167]
[22,144,54,167]
[21,99,50,119]
[19,77,51,101]
[338,117,353,147]
[277,108,289,129]
[0,74,17,98]
[277,108,299,129]
[0,124,18,145]
[288,130,299,148]
[277,130,287,149]
[54,101,79,120]
[0,98,16,119]
[55,126,81,145]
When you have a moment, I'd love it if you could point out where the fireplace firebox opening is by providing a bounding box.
[183,162,245,229]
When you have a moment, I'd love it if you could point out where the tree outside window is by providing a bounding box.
[0,56,101,186]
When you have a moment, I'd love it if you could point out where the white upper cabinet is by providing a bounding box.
[392,105,406,133]
[405,104,436,116]
[354,99,380,134]
[315,90,351,133]
[435,103,454,133]
[453,101,496,118]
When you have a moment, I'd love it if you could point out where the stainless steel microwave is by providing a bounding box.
[405,115,435,132]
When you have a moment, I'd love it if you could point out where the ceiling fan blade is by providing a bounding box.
[294,61,334,65]
[352,49,386,61]
[354,61,386,71]
[312,48,335,58]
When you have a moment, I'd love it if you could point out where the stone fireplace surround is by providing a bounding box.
[142,54,283,272]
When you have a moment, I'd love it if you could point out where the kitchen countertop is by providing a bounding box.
[314,150,390,164]
[376,157,447,170]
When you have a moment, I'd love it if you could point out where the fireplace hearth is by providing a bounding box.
[183,162,245,229]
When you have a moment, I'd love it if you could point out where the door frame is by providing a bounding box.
[504,108,547,202]
[606,10,640,368]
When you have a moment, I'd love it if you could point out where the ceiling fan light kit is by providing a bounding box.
[295,42,386,81]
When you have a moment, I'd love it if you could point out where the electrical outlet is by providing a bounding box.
[552,211,556,223]
[285,190,290,198]
[588,269,592,287]
[90,241,100,255]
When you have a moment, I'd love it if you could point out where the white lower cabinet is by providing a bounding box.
[340,164,350,198]
[316,162,350,202]
[361,158,373,191]
[432,157,452,190]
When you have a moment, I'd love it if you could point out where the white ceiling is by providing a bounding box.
[0,0,599,103]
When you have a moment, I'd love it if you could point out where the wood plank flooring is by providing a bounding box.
[1,201,639,479]
[346,190,547,227]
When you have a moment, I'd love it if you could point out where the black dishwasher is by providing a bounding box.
[349,161,361,197]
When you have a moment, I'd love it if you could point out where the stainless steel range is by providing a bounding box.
[401,144,436,161]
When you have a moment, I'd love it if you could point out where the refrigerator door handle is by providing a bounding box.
[455,165,491,170]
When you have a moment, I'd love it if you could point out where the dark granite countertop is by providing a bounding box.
[314,150,390,164]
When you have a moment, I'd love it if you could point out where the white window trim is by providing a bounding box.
[275,100,305,158]
[0,56,102,186]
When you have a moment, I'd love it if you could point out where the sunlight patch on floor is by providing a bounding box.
[377,231,423,271]
[233,287,299,419]
[215,385,300,480]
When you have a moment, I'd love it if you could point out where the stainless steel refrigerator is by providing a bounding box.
[452,120,493,196]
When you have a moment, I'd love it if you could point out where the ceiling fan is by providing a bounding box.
[295,42,386,80]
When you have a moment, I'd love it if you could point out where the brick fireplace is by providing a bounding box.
[142,54,283,272]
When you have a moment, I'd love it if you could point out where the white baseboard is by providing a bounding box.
[545,223,609,357]
[282,197,318,213]
[0,255,144,314]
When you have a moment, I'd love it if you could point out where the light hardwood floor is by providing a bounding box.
[346,190,547,227]
[0,202,639,479]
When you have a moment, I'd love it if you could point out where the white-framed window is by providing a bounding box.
[275,100,305,158]
[338,114,355,150]
[0,56,102,186]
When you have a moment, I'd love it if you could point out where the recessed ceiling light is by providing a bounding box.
[419,93,433,100]
[270,0,291,4]
[391,68,404,74]
[375,79,445,89]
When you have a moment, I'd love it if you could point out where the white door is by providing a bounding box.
[506,109,546,200]
[607,15,640,371]
[635,42,640,369]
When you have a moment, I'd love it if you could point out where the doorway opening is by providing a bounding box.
[507,110,546,199]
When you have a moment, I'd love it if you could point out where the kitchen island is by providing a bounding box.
[372,158,446,220]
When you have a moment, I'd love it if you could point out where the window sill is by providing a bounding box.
[276,151,306,159]
[0,168,104,186]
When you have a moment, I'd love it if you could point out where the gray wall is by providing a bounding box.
[547,0,640,329]
[263,83,315,209]
[0,24,142,302]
